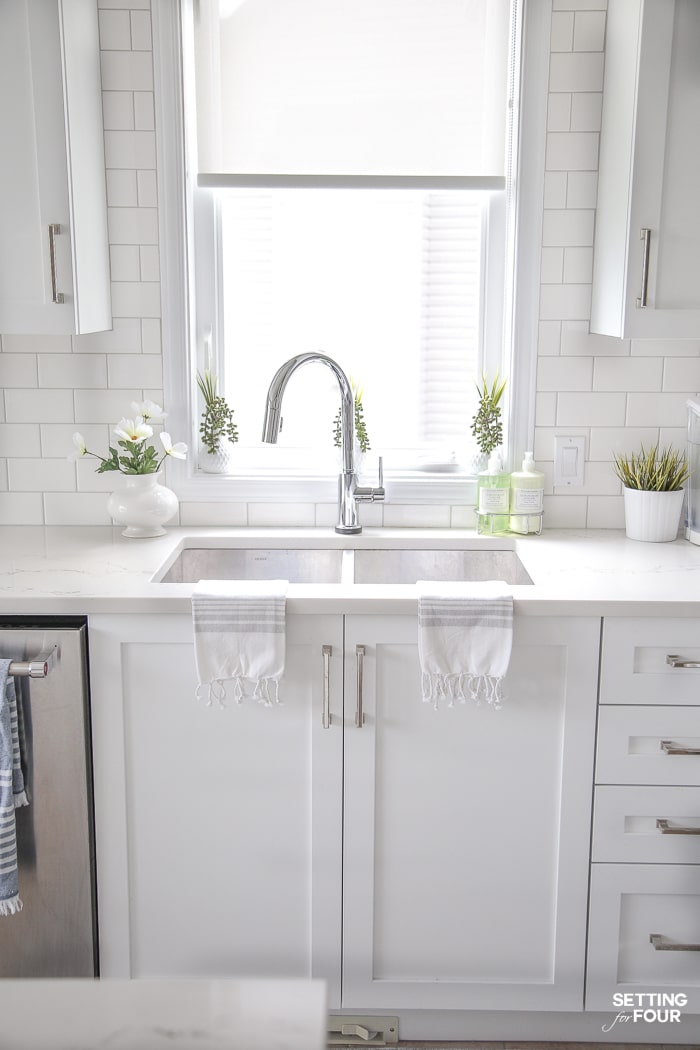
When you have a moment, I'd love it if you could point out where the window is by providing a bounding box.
[153,0,548,501]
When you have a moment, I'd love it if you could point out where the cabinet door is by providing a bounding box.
[591,0,700,338]
[0,0,110,334]
[88,613,344,1005]
[342,614,600,1011]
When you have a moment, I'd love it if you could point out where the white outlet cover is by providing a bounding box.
[553,435,586,487]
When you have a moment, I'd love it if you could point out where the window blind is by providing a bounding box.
[192,0,511,184]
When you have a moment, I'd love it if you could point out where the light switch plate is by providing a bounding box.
[553,434,586,487]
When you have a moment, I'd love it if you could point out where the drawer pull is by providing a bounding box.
[322,645,332,729]
[656,818,700,836]
[666,654,700,669]
[650,933,700,952]
[660,739,700,756]
[355,645,366,727]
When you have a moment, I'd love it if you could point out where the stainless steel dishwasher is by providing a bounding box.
[0,617,97,976]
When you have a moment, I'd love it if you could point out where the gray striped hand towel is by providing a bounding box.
[417,580,513,709]
[0,659,29,916]
[192,579,288,707]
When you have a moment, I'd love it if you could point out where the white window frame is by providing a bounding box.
[152,0,550,505]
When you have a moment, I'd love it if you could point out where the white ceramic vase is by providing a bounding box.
[107,471,178,538]
[623,486,685,542]
[198,443,233,474]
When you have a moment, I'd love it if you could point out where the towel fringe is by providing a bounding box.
[196,676,283,708]
[0,894,22,917]
[422,671,504,710]
[13,789,29,808]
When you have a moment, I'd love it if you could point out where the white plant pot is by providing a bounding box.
[107,471,179,538]
[198,443,233,474]
[623,486,685,542]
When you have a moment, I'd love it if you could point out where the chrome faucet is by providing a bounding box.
[262,352,385,534]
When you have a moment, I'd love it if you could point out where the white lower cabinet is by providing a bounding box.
[89,612,600,1015]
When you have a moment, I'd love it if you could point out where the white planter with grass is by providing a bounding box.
[622,486,685,542]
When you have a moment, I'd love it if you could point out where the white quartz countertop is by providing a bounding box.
[2,525,700,616]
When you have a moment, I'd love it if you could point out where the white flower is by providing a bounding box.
[130,400,166,422]
[114,417,153,443]
[159,432,188,460]
[69,432,87,460]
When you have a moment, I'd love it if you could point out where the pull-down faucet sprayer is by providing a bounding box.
[262,352,385,534]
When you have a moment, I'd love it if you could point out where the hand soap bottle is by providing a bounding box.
[509,451,544,534]
[476,450,510,534]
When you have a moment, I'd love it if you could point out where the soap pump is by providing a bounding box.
[476,449,510,535]
[509,451,544,534]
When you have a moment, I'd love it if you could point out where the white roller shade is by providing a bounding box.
[192,0,511,183]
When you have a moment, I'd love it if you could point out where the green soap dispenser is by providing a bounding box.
[476,450,510,535]
[509,451,544,534]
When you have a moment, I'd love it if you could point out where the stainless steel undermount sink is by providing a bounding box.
[155,545,533,586]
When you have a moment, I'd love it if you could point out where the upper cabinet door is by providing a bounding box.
[0,0,111,335]
[591,0,700,339]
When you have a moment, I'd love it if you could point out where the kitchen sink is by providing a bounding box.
[155,544,533,585]
[352,548,533,585]
[157,547,348,584]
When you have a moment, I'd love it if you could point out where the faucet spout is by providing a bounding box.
[262,353,384,534]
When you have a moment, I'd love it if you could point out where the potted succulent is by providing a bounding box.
[613,443,690,542]
[333,379,371,464]
[470,372,507,470]
[197,369,238,473]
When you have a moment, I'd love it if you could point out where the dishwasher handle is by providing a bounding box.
[8,646,58,679]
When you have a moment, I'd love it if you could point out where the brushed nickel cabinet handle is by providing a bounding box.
[322,645,332,729]
[660,740,700,756]
[355,645,366,727]
[48,223,64,304]
[666,654,700,669]
[656,818,700,836]
[8,646,58,678]
[636,227,651,308]
[650,933,700,952]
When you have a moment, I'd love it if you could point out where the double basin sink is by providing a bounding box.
[155,543,533,586]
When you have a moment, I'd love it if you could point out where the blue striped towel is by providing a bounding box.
[192,579,288,707]
[417,580,514,709]
[0,659,29,916]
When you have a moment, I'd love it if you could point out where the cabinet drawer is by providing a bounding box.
[600,618,700,705]
[593,786,700,863]
[587,863,700,1013]
[596,706,700,785]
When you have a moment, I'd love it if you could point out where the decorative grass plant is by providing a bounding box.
[197,370,238,454]
[333,380,371,454]
[613,444,690,492]
[471,373,507,456]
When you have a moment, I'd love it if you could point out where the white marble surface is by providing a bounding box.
[2,525,700,615]
[0,978,326,1050]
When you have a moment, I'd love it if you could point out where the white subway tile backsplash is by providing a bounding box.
[247,503,316,528]
[98,9,131,50]
[588,427,659,461]
[538,320,562,356]
[104,130,156,169]
[538,355,593,391]
[573,10,606,51]
[542,494,588,528]
[593,357,663,392]
[134,91,155,131]
[659,427,687,452]
[631,338,700,357]
[73,318,142,354]
[543,171,568,208]
[0,424,42,458]
[626,393,692,429]
[139,245,160,282]
[179,502,248,527]
[100,50,153,92]
[540,283,592,321]
[76,460,123,492]
[43,492,113,526]
[130,11,153,51]
[1,334,71,354]
[7,458,75,492]
[106,168,138,207]
[549,52,604,93]
[663,358,700,391]
[136,170,158,207]
[107,206,159,245]
[41,424,109,459]
[547,94,572,132]
[107,354,163,389]
[566,170,598,208]
[540,247,564,284]
[111,244,141,281]
[0,461,6,491]
[546,132,599,171]
[561,321,630,357]
[535,393,557,428]
[141,318,162,354]
[550,11,574,51]
[110,281,161,318]
[542,209,595,246]
[102,91,134,130]
[0,354,38,387]
[450,505,478,529]
[98,0,149,9]
[586,496,625,529]
[5,390,74,423]
[383,504,451,529]
[557,392,626,427]
[0,493,44,525]
[570,92,603,132]
[74,388,143,423]
[562,245,593,283]
[38,354,108,389]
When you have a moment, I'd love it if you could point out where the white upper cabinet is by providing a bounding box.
[590,0,700,339]
[0,0,111,335]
